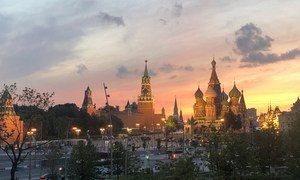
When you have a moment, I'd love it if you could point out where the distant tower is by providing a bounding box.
[208,58,222,117]
[0,89,24,144]
[161,107,166,117]
[82,86,96,115]
[131,101,138,113]
[137,60,154,115]
[239,90,247,117]
[173,97,179,118]
[229,82,241,115]
[179,109,184,125]
[125,100,131,115]
[239,90,249,131]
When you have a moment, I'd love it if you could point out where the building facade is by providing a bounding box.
[278,97,300,132]
[0,89,24,145]
[257,105,281,129]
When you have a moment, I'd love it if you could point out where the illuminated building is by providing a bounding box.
[116,61,165,130]
[0,89,24,145]
[81,86,99,116]
[257,105,281,129]
[193,58,249,131]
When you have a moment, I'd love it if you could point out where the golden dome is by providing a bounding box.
[205,86,217,98]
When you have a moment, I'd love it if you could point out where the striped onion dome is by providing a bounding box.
[229,83,241,98]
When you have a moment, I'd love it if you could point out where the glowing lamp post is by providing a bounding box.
[100,128,105,136]
[72,127,81,139]
[27,128,37,180]
[125,127,132,177]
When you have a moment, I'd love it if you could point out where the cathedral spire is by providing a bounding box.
[239,90,246,112]
[173,96,179,117]
[179,109,184,124]
[209,58,220,85]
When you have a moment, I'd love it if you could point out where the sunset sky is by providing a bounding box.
[1,0,300,118]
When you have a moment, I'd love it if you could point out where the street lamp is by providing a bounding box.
[103,83,114,178]
[72,127,81,139]
[107,124,113,129]
[27,128,37,180]
[75,129,81,139]
[125,128,132,178]
[100,128,105,136]
[135,123,140,129]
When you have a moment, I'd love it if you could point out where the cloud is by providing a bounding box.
[116,65,157,79]
[116,66,130,78]
[0,4,126,79]
[234,23,300,67]
[159,18,167,25]
[220,56,236,62]
[149,70,157,76]
[235,23,273,54]
[98,11,125,26]
[169,75,177,79]
[181,65,194,71]
[159,64,175,73]
[159,64,194,73]
[0,14,11,38]
[76,64,88,75]
[172,3,183,17]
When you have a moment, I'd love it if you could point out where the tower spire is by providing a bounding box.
[209,57,220,85]
[173,96,179,117]
[144,60,149,77]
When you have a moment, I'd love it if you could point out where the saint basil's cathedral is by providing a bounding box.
[192,58,249,132]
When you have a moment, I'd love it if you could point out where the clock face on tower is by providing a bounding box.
[143,88,149,95]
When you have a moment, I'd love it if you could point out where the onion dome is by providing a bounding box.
[194,87,203,98]
[221,89,228,101]
[205,86,217,98]
[229,82,241,98]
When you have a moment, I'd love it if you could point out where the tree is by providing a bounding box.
[206,129,260,178]
[43,143,63,178]
[253,122,284,176]
[224,109,242,130]
[0,83,54,180]
[158,157,199,180]
[112,141,140,176]
[68,141,99,180]
[165,116,177,135]
[285,112,300,177]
